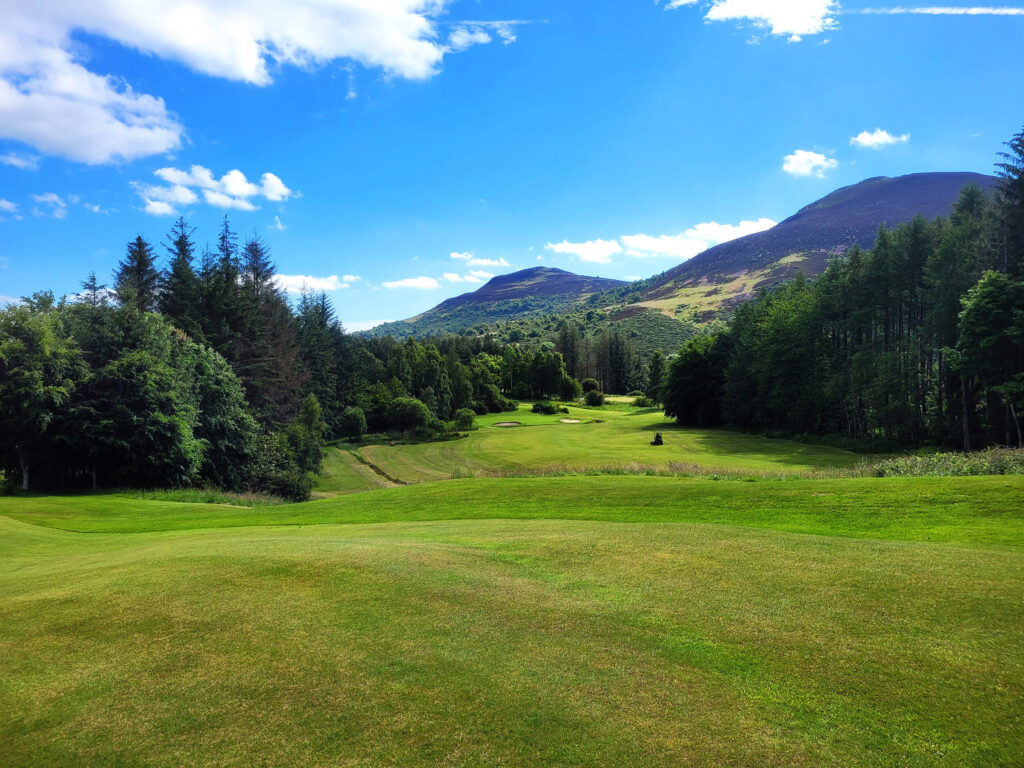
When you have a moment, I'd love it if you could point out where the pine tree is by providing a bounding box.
[80,272,108,307]
[160,217,204,341]
[114,236,160,312]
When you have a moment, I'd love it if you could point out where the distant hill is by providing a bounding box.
[632,172,999,321]
[369,267,628,338]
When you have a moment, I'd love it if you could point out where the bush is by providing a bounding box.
[339,406,367,442]
[633,396,653,408]
[560,377,582,401]
[865,446,1024,477]
[470,401,489,416]
[499,397,519,413]
[532,401,559,415]
[581,378,599,393]
[560,407,570,414]
[247,433,313,502]
[415,416,450,439]
[386,397,431,432]
[454,407,476,431]
[585,390,605,406]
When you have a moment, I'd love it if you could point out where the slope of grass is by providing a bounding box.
[2,487,1022,767]
[312,446,391,497]
[1,475,1021,545]
[362,404,861,484]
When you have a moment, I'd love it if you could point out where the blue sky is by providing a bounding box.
[1,1,1022,328]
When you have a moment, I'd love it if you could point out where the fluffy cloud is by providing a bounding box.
[0,152,39,170]
[544,239,623,264]
[450,251,510,267]
[622,218,777,260]
[782,149,838,177]
[850,128,910,149]
[31,192,67,219]
[269,216,286,232]
[273,274,359,294]
[383,276,441,290]
[135,165,293,215]
[662,0,838,40]
[0,2,522,164]
[0,198,18,213]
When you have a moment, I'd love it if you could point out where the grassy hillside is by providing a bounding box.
[2,475,1022,766]
[354,402,862,484]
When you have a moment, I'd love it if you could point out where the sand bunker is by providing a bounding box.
[559,419,582,424]
[494,422,521,427]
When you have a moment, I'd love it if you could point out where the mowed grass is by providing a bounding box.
[312,445,391,497]
[1,476,1023,767]
[360,403,861,483]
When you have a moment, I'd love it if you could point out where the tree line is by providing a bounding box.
[663,127,1024,450]
[1,218,588,497]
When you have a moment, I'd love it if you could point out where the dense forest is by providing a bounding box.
[0,218,597,497]
[663,127,1024,450]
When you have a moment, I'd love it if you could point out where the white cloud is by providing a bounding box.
[203,190,258,211]
[450,251,510,267]
[856,6,1024,16]
[269,216,286,232]
[383,276,441,290]
[0,152,39,170]
[662,0,839,38]
[0,294,22,306]
[31,192,67,219]
[469,270,494,279]
[84,202,108,214]
[545,239,623,264]
[622,218,777,260]
[0,198,17,213]
[782,149,838,178]
[850,128,910,149]
[0,3,523,164]
[144,200,175,216]
[136,165,293,215]
[273,274,356,293]
[444,272,465,283]
[448,27,492,52]
[342,274,361,283]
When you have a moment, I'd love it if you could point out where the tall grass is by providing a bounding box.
[860,446,1024,477]
[122,488,289,506]
[447,447,1024,483]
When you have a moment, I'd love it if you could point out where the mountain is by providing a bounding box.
[369,267,628,337]
[632,172,999,321]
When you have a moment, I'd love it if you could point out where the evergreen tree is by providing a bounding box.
[114,236,160,312]
[160,217,204,341]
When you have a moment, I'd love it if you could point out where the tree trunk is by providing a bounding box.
[92,460,98,491]
[961,377,971,452]
[14,445,30,491]
[1011,402,1022,448]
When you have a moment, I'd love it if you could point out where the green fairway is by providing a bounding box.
[2,476,1023,767]
[359,403,862,483]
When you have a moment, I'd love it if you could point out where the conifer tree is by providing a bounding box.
[114,236,160,312]
[160,217,204,341]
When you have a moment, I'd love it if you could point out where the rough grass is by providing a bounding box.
[1,476,1022,767]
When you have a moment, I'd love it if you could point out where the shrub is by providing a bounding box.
[865,447,1024,477]
[581,378,599,393]
[339,406,367,442]
[470,401,489,416]
[415,416,450,439]
[585,390,605,406]
[560,377,583,401]
[454,408,476,431]
[532,401,559,415]
[560,407,570,414]
[386,397,431,432]
[633,396,653,408]
[499,397,519,413]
